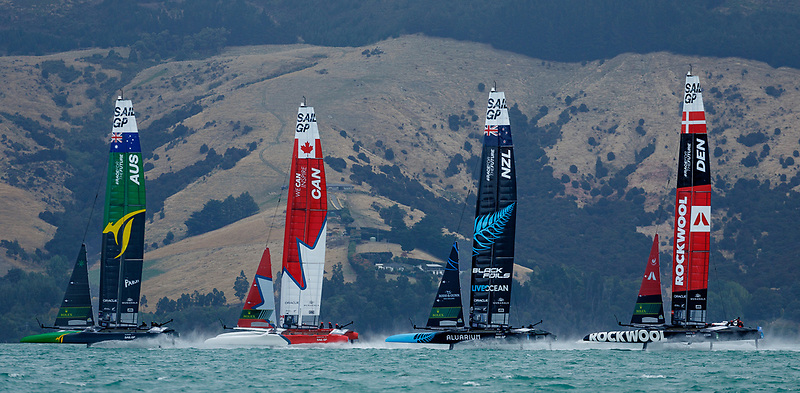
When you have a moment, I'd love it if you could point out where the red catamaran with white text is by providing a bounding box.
[583,70,762,349]
[206,100,357,346]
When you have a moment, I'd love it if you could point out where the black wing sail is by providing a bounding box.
[426,242,465,329]
[469,88,516,328]
[53,244,95,329]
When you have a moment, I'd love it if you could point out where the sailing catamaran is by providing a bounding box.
[206,101,358,346]
[203,248,291,345]
[22,97,175,345]
[583,71,762,348]
[385,87,554,347]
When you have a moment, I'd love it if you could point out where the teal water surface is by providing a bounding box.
[1,340,797,392]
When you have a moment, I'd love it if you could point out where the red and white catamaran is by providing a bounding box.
[206,101,357,346]
[583,70,762,349]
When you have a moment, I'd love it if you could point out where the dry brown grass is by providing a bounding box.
[2,36,799,301]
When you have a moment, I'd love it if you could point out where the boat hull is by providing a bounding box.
[582,325,762,344]
[663,325,762,342]
[386,328,554,346]
[205,328,358,346]
[205,329,291,346]
[21,327,177,345]
[282,328,358,344]
[20,330,83,343]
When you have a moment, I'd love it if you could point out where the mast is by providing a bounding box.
[279,100,327,328]
[54,244,95,329]
[671,70,711,326]
[238,248,277,328]
[469,86,516,329]
[426,242,465,328]
[631,235,665,325]
[98,97,146,329]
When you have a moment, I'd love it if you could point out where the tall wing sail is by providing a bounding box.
[631,235,665,325]
[98,98,146,328]
[238,248,277,328]
[279,103,327,328]
[469,89,516,328]
[671,72,711,326]
[54,244,95,328]
[426,242,465,328]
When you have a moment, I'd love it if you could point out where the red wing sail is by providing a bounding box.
[279,103,327,328]
[671,72,711,326]
[631,235,665,325]
[237,248,276,328]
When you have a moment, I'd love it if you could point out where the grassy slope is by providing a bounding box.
[0,35,798,306]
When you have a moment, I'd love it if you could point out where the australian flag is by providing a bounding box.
[109,131,141,153]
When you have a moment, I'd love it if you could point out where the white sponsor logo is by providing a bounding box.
[587,330,665,343]
[472,267,511,279]
[311,167,322,199]
[500,149,512,179]
[486,97,507,120]
[690,205,711,232]
[674,196,688,286]
[113,106,134,128]
[684,82,701,104]
[296,112,315,132]
[295,167,307,197]
[114,155,124,186]
[447,334,480,341]
[124,279,140,288]
[695,138,707,172]
[485,149,495,182]
[471,284,509,292]
[129,154,140,185]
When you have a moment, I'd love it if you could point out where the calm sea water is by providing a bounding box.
[2,338,798,392]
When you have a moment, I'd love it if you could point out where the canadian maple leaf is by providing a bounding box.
[301,141,313,154]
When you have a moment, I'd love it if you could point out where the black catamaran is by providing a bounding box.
[21,97,176,345]
[386,87,554,347]
[583,71,762,349]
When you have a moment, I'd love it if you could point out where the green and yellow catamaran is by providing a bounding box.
[22,96,175,345]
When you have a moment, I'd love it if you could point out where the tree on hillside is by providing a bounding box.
[184,192,259,237]
[234,270,249,302]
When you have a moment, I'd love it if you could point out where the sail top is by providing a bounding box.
[485,90,509,127]
[111,99,141,153]
[295,105,322,159]
[682,74,706,134]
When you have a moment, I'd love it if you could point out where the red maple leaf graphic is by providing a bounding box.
[301,141,314,154]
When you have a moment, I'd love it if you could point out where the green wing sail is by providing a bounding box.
[98,98,146,328]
